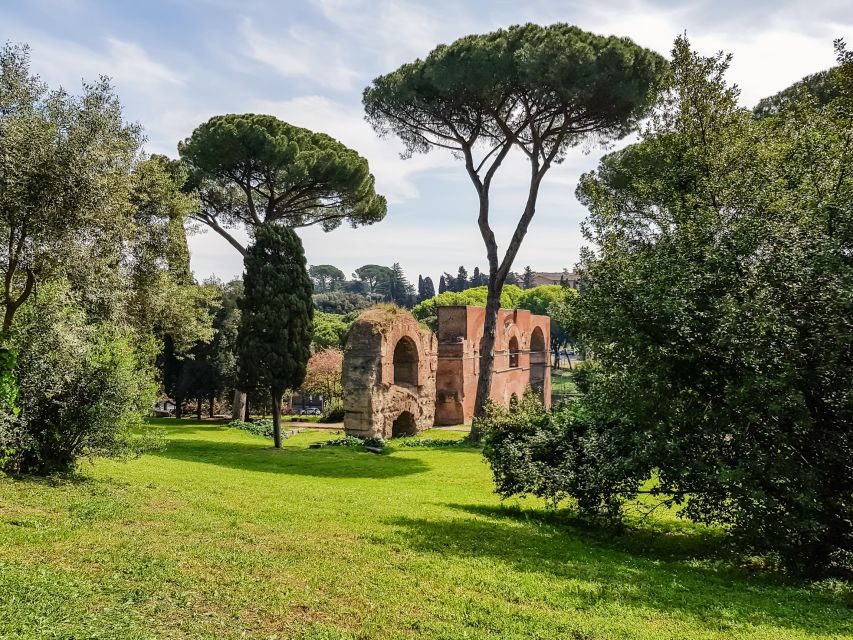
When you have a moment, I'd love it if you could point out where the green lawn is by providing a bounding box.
[0,420,850,640]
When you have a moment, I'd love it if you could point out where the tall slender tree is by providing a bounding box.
[421,276,436,300]
[237,225,313,448]
[364,23,666,436]
[438,275,447,294]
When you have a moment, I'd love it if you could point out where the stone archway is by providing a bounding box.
[530,327,547,401]
[393,336,419,387]
[391,411,417,438]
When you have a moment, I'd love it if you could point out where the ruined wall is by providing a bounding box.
[343,305,550,437]
[341,307,436,439]
[434,307,551,426]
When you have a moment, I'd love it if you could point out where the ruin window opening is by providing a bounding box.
[508,336,520,368]
[529,327,547,400]
[391,411,417,438]
[393,336,419,387]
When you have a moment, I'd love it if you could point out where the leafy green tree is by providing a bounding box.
[354,264,393,297]
[567,36,853,575]
[420,276,436,302]
[127,156,217,356]
[237,225,313,448]
[313,291,374,315]
[517,285,578,366]
[0,42,141,338]
[312,311,351,350]
[412,285,524,331]
[179,114,387,255]
[388,262,415,307]
[364,23,666,435]
[753,68,838,118]
[309,264,346,293]
[1,283,157,474]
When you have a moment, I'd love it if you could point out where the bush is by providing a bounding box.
[1,286,159,475]
[481,390,647,523]
[321,399,345,422]
[228,418,274,438]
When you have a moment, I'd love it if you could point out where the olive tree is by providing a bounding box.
[363,23,666,435]
[0,42,141,338]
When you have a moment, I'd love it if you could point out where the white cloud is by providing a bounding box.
[240,16,362,91]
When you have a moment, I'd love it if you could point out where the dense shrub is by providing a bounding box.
[481,391,645,523]
[228,418,275,438]
[321,399,345,422]
[1,286,159,475]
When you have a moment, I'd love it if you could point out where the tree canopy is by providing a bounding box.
[179,113,387,254]
[565,36,853,575]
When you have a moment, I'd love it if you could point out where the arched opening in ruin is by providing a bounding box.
[508,336,520,368]
[391,411,417,438]
[393,336,419,387]
[529,327,547,401]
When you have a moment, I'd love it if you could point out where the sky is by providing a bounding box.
[1,0,849,285]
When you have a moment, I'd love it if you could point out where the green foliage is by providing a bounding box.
[238,224,313,445]
[320,398,345,422]
[179,113,387,253]
[313,291,374,315]
[312,311,351,350]
[520,285,579,364]
[364,23,667,160]
[0,42,142,336]
[1,283,158,475]
[411,285,524,329]
[228,418,274,438]
[571,36,853,576]
[309,264,346,293]
[753,68,839,118]
[396,438,469,448]
[481,391,644,523]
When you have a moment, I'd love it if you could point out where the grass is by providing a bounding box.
[551,366,579,394]
[0,419,850,640]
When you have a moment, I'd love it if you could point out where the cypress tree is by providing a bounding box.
[438,275,447,294]
[422,276,436,300]
[456,266,469,292]
[237,224,313,448]
[522,266,534,289]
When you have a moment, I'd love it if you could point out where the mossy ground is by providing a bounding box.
[0,419,849,639]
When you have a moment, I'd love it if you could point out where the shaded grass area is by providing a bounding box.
[0,418,850,639]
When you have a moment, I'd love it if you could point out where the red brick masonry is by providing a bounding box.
[342,306,550,438]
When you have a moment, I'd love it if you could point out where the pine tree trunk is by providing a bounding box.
[175,395,183,419]
[196,397,202,420]
[471,284,502,441]
[209,393,215,418]
[231,390,246,420]
[271,388,283,449]
[244,393,251,422]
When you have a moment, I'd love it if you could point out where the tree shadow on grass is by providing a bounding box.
[382,508,853,637]
[451,503,729,565]
[151,439,429,479]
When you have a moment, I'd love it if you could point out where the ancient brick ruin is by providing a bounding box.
[342,305,550,438]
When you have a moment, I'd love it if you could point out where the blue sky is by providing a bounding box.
[2,0,849,284]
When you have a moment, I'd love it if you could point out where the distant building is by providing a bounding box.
[530,270,580,289]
